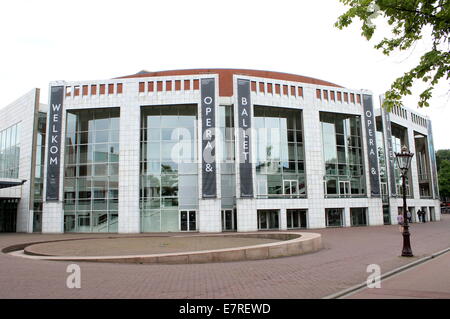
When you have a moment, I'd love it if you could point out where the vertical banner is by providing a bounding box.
[427,120,439,199]
[237,79,253,197]
[381,106,397,196]
[45,86,64,201]
[201,78,217,198]
[362,94,380,197]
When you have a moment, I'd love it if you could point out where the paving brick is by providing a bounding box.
[0,216,449,298]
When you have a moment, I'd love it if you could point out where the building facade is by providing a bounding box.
[0,69,441,233]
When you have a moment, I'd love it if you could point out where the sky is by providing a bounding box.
[0,0,448,149]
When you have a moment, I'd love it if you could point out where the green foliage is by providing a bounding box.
[436,149,450,171]
[438,159,450,199]
[335,0,449,111]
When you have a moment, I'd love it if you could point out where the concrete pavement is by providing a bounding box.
[1,215,449,298]
[345,250,450,299]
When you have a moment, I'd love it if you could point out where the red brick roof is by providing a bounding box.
[116,68,343,97]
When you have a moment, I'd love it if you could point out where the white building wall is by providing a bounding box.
[32,73,442,233]
[0,88,40,233]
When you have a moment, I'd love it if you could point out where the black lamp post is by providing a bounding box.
[395,145,414,257]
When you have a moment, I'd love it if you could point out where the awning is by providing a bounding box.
[0,180,26,189]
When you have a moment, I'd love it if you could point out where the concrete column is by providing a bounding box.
[118,83,140,233]
[280,208,287,230]
[303,87,326,228]
[344,207,351,227]
[368,200,384,226]
[390,201,400,224]
[236,199,257,231]
[407,127,421,200]
[198,199,221,232]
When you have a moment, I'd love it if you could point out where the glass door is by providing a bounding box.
[325,208,343,227]
[221,209,236,231]
[180,210,197,231]
[257,210,279,230]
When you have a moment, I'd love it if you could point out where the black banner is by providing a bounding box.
[427,120,439,199]
[381,106,396,196]
[201,78,217,198]
[45,86,64,201]
[237,79,253,197]
[362,95,381,197]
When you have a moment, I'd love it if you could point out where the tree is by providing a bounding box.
[335,0,449,110]
[438,159,450,200]
[436,149,450,171]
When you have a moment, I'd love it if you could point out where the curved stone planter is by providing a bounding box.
[21,232,322,264]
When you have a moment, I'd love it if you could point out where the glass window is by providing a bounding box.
[321,112,365,197]
[63,108,120,232]
[140,105,198,231]
[326,208,343,227]
[254,106,305,198]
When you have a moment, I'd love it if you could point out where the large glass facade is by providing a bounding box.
[63,108,120,232]
[140,105,198,232]
[375,118,388,200]
[32,113,47,232]
[0,123,21,178]
[414,132,432,198]
[254,106,306,198]
[320,112,365,197]
[391,124,412,196]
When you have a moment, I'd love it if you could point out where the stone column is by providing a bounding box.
[303,87,326,228]
[118,82,141,233]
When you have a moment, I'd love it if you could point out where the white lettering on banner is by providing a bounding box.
[46,87,64,201]
[204,96,212,105]
[200,78,217,197]
[366,111,376,169]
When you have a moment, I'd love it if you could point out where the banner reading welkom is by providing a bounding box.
[45,86,64,201]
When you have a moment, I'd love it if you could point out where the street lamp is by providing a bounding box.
[395,145,414,257]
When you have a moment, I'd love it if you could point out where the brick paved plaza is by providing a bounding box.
[0,215,449,299]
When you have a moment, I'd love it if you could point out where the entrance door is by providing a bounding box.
[222,209,237,231]
[383,205,391,225]
[429,207,435,221]
[325,208,343,227]
[0,199,18,232]
[33,212,42,233]
[286,209,307,228]
[257,210,279,230]
[180,210,197,231]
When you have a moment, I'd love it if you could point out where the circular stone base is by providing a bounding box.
[19,232,322,264]
[25,236,281,257]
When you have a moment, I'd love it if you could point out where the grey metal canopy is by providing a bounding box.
[0,180,26,189]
